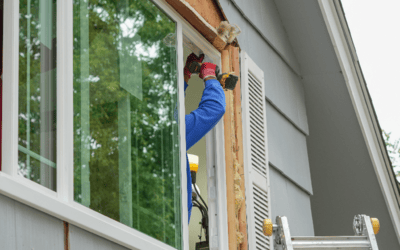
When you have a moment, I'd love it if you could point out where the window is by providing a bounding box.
[181,36,229,250]
[2,0,227,249]
[3,0,191,249]
[73,0,181,247]
[18,0,57,191]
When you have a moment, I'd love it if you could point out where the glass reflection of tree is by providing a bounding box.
[18,0,57,190]
[73,0,181,248]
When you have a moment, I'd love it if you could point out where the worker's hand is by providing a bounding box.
[199,62,220,81]
[184,53,204,80]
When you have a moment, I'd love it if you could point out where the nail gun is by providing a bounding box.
[188,57,239,91]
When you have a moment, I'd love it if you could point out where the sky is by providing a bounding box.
[341,1,400,140]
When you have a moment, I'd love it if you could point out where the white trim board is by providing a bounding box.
[318,0,400,243]
[2,0,19,177]
[205,121,229,250]
[182,28,227,250]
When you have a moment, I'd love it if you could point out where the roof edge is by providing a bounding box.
[317,0,400,242]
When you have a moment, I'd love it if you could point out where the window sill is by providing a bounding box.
[0,172,178,250]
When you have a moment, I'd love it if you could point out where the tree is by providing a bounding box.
[382,130,400,183]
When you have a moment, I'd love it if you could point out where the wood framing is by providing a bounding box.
[185,0,225,28]
[222,46,248,250]
[222,50,237,250]
[229,45,248,250]
[165,0,228,51]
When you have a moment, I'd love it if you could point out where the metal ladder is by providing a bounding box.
[263,214,380,250]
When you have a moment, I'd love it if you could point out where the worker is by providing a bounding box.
[177,53,226,223]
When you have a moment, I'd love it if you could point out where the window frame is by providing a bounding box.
[182,32,230,249]
[1,0,223,249]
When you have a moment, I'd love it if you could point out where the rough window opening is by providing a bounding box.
[183,44,211,250]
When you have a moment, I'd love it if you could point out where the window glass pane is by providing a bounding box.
[18,0,57,191]
[73,0,181,248]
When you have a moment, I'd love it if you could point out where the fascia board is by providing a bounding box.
[318,0,400,243]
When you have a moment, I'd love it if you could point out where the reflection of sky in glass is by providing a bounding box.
[83,18,170,133]
[120,14,159,59]
[93,6,160,59]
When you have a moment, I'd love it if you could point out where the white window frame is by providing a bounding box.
[1,0,225,249]
[181,31,229,250]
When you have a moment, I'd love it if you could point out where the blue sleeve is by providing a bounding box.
[185,79,226,150]
[186,155,192,223]
[174,79,226,224]
[184,81,188,92]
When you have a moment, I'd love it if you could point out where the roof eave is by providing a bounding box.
[318,0,400,241]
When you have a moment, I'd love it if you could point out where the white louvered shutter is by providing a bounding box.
[241,51,271,250]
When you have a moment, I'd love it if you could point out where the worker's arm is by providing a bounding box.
[173,78,225,151]
[185,78,226,150]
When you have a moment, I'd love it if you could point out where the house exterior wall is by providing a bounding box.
[1,0,316,246]
[7,0,398,249]
[269,167,314,236]
[218,0,315,236]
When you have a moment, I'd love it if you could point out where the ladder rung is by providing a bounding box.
[291,236,370,249]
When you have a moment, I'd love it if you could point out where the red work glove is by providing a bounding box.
[199,62,220,80]
[184,53,205,79]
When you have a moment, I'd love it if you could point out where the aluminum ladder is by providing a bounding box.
[263,214,380,250]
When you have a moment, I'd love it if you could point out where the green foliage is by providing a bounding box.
[18,0,57,188]
[382,130,400,182]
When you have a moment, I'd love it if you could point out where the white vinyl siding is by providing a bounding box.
[241,51,271,250]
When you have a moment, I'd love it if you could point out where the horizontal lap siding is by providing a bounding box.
[0,193,64,250]
[69,225,131,250]
[220,0,300,74]
[269,167,314,236]
[219,0,309,134]
[266,101,312,194]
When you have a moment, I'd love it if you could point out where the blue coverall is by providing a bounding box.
[180,79,226,223]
